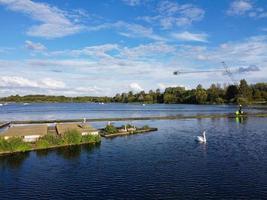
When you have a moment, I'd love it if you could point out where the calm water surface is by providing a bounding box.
[1,118,267,199]
[0,103,260,121]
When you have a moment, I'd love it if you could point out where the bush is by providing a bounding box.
[104,124,118,134]
[41,134,63,145]
[62,129,82,145]
[215,97,224,104]
[36,139,50,148]
[142,125,150,130]
[126,124,134,129]
[7,137,31,152]
[237,97,250,105]
[81,134,101,143]
[0,137,10,151]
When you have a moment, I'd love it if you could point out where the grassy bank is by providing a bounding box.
[0,129,101,156]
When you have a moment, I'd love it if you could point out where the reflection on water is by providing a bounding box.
[56,145,82,159]
[0,152,29,169]
[0,143,101,169]
[235,116,247,124]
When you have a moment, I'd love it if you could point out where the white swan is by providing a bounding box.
[197,131,207,143]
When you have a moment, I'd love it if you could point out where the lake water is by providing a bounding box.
[0,103,260,121]
[0,104,267,199]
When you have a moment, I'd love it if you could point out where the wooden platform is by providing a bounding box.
[56,123,98,135]
[1,125,48,138]
[100,128,158,138]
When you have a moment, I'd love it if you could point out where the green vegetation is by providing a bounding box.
[114,79,267,105]
[0,95,112,103]
[62,129,82,145]
[1,79,267,105]
[0,137,31,152]
[125,124,135,129]
[101,124,157,137]
[0,131,101,155]
[141,125,150,130]
[104,124,118,134]
[36,139,50,148]
[0,138,10,151]
[39,134,63,146]
[35,133,63,148]
[82,134,101,143]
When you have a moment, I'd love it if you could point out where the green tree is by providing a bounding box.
[226,85,238,102]
[238,79,252,101]
[195,85,207,104]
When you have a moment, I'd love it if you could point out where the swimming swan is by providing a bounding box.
[196,131,206,143]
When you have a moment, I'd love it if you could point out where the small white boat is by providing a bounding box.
[196,131,207,143]
[23,103,29,105]
[142,104,146,106]
[0,103,3,106]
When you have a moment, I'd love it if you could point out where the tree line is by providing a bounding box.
[1,79,267,105]
[113,79,267,105]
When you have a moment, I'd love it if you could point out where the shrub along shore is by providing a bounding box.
[0,129,101,156]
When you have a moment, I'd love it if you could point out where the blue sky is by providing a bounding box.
[0,0,267,97]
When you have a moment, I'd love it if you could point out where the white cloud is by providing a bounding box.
[129,82,143,92]
[44,44,120,60]
[40,78,66,89]
[172,31,208,42]
[2,35,267,96]
[0,0,84,38]
[227,0,252,15]
[227,0,267,18]
[0,76,65,89]
[0,75,106,96]
[174,36,267,82]
[25,40,46,51]
[139,1,205,29]
[121,42,175,58]
[88,21,165,41]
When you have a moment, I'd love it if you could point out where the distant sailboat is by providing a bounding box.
[0,103,3,106]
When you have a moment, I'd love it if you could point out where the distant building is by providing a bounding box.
[1,125,48,142]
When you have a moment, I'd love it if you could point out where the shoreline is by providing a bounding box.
[0,140,100,157]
